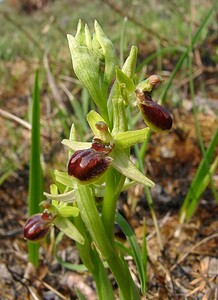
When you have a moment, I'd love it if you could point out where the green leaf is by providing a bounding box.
[115,212,147,294]
[115,128,150,149]
[111,147,155,187]
[54,216,84,244]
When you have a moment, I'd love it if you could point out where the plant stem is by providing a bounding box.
[28,70,43,268]
[74,182,140,299]
[102,168,124,243]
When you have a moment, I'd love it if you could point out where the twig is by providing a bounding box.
[0,108,31,130]
[0,108,49,139]
[41,280,68,300]
[170,232,218,272]
[43,50,67,112]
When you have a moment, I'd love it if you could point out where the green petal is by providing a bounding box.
[54,216,84,244]
[58,206,80,218]
[115,128,150,149]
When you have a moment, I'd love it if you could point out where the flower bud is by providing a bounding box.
[68,139,113,183]
[94,20,116,83]
[24,212,53,242]
[136,90,172,132]
[136,75,164,93]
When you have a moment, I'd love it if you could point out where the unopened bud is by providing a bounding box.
[136,90,172,132]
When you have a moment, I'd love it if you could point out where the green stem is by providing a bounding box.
[28,70,43,268]
[75,215,114,300]
[102,168,124,243]
[102,90,128,243]
[74,182,140,299]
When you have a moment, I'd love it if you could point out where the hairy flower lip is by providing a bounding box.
[68,148,112,183]
[67,137,114,183]
[23,212,53,242]
[136,89,173,132]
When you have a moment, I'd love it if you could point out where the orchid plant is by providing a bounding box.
[24,20,172,299]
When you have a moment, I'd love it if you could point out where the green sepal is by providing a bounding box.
[116,67,135,93]
[44,189,76,202]
[111,147,155,187]
[84,24,92,49]
[115,128,150,149]
[53,170,75,188]
[54,216,84,244]
[62,139,91,151]
[92,33,104,60]
[58,206,80,218]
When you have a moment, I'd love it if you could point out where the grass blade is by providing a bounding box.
[180,129,218,221]
[115,212,147,294]
[54,232,87,272]
[161,4,216,103]
[27,70,43,267]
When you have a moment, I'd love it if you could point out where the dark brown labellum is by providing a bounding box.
[136,90,173,132]
[23,212,52,242]
[68,147,112,183]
